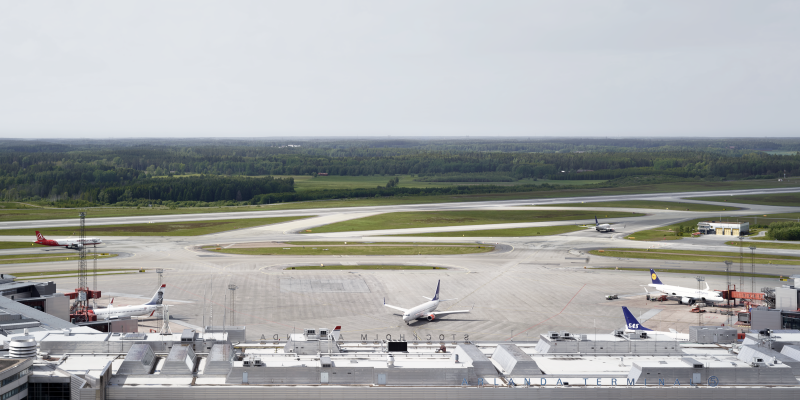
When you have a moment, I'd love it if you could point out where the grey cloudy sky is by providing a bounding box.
[1,1,798,138]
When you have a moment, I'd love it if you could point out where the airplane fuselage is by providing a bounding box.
[93,304,158,320]
[35,238,102,249]
[404,300,440,323]
[648,283,723,303]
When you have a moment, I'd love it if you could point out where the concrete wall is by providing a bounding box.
[751,309,783,330]
[776,287,799,311]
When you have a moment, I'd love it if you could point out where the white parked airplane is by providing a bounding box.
[93,284,166,320]
[621,306,689,341]
[383,280,471,325]
[646,269,724,304]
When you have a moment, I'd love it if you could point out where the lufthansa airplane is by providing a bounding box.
[383,280,471,325]
[645,269,724,305]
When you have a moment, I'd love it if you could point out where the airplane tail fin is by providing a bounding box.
[108,298,114,309]
[622,306,652,331]
[331,326,341,341]
[432,280,441,301]
[595,216,599,226]
[649,269,663,285]
[35,231,44,242]
[705,282,710,291]
[144,284,166,305]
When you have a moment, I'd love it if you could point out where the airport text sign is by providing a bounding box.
[474,377,719,387]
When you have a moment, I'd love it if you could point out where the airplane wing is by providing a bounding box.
[432,309,471,316]
[383,298,408,313]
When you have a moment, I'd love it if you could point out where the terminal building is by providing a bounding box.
[697,221,749,236]
[2,279,800,398]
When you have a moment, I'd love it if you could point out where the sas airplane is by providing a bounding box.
[622,306,689,341]
[34,231,102,250]
[93,285,166,320]
[645,269,724,305]
[383,280,472,325]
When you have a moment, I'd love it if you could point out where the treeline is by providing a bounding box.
[249,182,574,205]
[1,138,800,204]
[768,221,800,241]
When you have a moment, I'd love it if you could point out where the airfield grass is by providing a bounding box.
[205,244,494,256]
[0,242,35,250]
[288,265,445,270]
[726,241,800,250]
[2,179,799,222]
[283,241,472,245]
[590,248,800,265]
[593,267,780,278]
[304,210,642,234]
[0,253,118,265]
[388,224,585,237]
[0,216,307,237]
[624,214,800,242]
[685,192,800,207]
[542,200,736,212]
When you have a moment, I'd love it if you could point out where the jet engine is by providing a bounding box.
[680,297,695,305]
[426,314,436,322]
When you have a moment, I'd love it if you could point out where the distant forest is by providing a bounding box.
[1,138,799,206]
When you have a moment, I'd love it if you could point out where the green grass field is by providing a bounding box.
[0,216,307,237]
[543,200,736,211]
[389,224,585,237]
[2,179,799,222]
[685,192,800,207]
[726,241,800,250]
[592,267,780,278]
[305,210,642,233]
[288,265,446,270]
[590,248,800,265]
[205,244,494,256]
[627,213,800,242]
[0,242,35,249]
[0,253,118,265]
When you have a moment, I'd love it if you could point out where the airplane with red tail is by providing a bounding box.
[34,231,102,250]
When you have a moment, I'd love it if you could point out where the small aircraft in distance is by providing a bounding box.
[34,231,102,250]
[621,306,689,341]
[93,285,166,320]
[383,280,472,325]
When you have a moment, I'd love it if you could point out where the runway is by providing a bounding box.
[1,187,799,341]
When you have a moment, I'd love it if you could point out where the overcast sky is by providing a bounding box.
[1,1,798,138]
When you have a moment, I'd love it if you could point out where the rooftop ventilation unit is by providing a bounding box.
[319,328,329,340]
[9,336,36,358]
[613,330,624,337]
[548,332,559,340]
[560,331,571,339]
[122,333,147,340]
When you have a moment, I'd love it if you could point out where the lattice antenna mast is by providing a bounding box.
[79,212,88,292]
[92,245,98,308]
[739,236,744,291]
[750,245,757,294]
[228,284,238,326]
[696,276,705,326]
